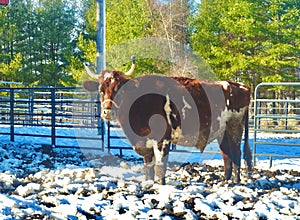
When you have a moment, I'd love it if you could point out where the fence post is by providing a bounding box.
[96,92,100,134]
[28,88,34,124]
[10,88,14,142]
[96,92,105,151]
[91,93,95,126]
[285,102,289,130]
[253,86,259,167]
[51,89,56,146]
[107,121,111,153]
[101,120,105,151]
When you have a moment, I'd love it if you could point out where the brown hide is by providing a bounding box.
[83,73,252,184]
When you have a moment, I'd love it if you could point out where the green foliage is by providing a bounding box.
[1,0,298,88]
[106,0,152,47]
[77,0,195,78]
[191,0,300,89]
[78,0,153,76]
[77,33,97,65]
[0,53,22,81]
[0,0,81,86]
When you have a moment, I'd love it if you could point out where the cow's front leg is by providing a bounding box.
[144,154,155,181]
[153,140,170,185]
[133,142,154,181]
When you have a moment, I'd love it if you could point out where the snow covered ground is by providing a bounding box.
[0,126,299,219]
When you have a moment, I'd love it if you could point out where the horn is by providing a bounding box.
[124,56,136,76]
[84,62,99,79]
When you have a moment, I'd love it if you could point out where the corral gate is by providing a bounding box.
[2,84,299,166]
[253,82,300,166]
[0,87,104,150]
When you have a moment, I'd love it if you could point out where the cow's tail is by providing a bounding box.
[243,107,252,172]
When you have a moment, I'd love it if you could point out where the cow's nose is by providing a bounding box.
[101,109,115,120]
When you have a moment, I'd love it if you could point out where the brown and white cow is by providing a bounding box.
[83,59,252,184]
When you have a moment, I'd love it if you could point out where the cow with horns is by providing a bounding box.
[83,57,252,184]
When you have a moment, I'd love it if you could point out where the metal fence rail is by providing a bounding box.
[2,84,299,167]
[253,82,300,166]
[0,87,104,149]
[106,121,132,157]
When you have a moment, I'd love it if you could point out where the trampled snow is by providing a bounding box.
[0,125,299,219]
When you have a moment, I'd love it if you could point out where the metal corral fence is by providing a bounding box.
[1,83,299,167]
[253,82,300,166]
[0,87,104,149]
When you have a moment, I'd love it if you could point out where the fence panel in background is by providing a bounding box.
[0,87,104,150]
[2,83,299,167]
[253,82,300,166]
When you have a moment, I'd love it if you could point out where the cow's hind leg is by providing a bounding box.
[153,140,170,185]
[220,149,233,181]
[219,131,242,183]
[231,144,241,183]
[218,132,233,181]
[231,125,244,183]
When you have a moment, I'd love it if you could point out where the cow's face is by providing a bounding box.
[83,70,128,121]
[98,70,127,120]
[83,57,135,120]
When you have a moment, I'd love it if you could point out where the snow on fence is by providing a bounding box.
[253,82,300,166]
[0,87,104,149]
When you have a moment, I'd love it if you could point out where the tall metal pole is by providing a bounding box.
[96,0,106,73]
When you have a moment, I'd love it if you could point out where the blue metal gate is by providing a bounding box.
[0,87,104,150]
[253,82,300,166]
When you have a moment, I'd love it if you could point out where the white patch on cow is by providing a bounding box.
[217,106,247,130]
[182,96,192,119]
[103,72,113,80]
[153,139,169,164]
[217,108,232,130]
[164,94,172,126]
[226,99,230,106]
[218,81,233,97]
[164,95,182,144]
[218,81,230,90]
[239,84,249,91]
[146,139,154,149]
[171,126,182,143]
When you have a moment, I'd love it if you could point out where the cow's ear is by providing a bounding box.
[83,80,99,92]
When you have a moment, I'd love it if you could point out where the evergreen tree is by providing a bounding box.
[191,0,300,89]
[0,1,24,83]
[33,0,78,86]
[0,0,80,86]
